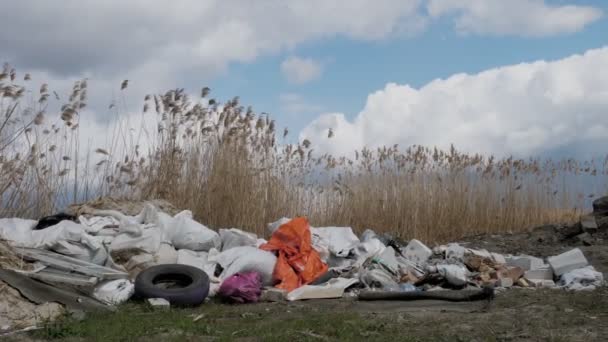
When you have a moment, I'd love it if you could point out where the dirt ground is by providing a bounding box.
[2,286,604,342]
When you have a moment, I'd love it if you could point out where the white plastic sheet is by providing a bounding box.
[559,266,604,291]
[287,278,359,301]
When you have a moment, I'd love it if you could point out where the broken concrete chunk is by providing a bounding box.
[260,288,287,302]
[466,248,493,259]
[147,298,170,309]
[524,265,554,281]
[506,255,545,271]
[574,233,594,246]
[592,196,608,214]
[547,248,588,276]
[491,253,506,265]
[402,239,432,265]
[497,266,524,282]
[580,214,598,233]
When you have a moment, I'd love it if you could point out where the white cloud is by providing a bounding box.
[280,93,324,114]
[300,47,608,157]
[427,0,603,37]
[281,57,324,84]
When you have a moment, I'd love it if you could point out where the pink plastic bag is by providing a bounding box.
[218,272,262,303]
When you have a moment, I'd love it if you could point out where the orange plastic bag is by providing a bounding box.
[260,217,328,292]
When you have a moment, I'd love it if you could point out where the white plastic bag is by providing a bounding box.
[311,227,360,258]
[93,279,134,305]
[154,243,178,264]
[219,228,257,251]
[432,264,468,286]
[169,211,220,251]
[177,249,209,270]
[209,246,277,286]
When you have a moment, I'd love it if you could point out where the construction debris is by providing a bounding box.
[0,196,606,334]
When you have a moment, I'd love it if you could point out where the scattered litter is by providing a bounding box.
[0,197,606,333]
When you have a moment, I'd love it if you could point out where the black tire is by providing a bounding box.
[134,264,210,307]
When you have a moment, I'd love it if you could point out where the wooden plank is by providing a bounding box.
[14,247,128,280]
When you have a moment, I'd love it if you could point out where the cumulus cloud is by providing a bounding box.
[281,56,324,84]
[300,47,608,157]
[1,1,425,76]
[427,0,603,37]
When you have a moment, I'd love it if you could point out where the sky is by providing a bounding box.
[2,0,608,159]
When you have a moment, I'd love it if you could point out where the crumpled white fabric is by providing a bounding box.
[560,266,604,291]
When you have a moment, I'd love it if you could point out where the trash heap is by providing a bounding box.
[0,197,606,333]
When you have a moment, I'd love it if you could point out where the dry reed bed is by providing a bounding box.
[1,64,605,242]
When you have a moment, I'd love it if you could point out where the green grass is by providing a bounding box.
[25,288,608,342]
[34,304,421,342]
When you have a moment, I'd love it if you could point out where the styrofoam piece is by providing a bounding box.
[547,249,588,276]
[506,255,545,271]
[524,265,553,281]
[147,298,170,309]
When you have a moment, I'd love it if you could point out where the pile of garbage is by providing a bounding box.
[1,197,606,333]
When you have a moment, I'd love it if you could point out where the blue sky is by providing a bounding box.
[2,0,608,158]
[211,0,608,140]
